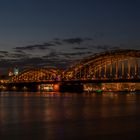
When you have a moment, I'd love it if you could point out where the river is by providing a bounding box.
[0,91,140,140]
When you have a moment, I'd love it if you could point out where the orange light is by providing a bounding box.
[53,84,59,92]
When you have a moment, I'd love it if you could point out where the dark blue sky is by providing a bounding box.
[0,0,140,72]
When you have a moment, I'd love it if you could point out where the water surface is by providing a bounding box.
[0,92,140,140]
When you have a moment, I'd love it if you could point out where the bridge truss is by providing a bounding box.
[10,50,140,83]
[11,67,62,83]
[64,50,140,80]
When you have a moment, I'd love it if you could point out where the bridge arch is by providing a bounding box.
[11,67,62,83]
[64,50,140,80]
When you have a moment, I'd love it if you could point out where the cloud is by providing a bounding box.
[4,37,96,71]
[0,50,31,61]
[52,39,62,45]
[0,56,70,71]
[0,55,4,58]
[14,50,25,53]
[13,37,93,55]
[0,51,9,54]
[0,51,9,57]
[57,51,93,60]
[0,51,9,59]
[43,42,56,47]
[14,42,55,51]
[96,45,120,51]
[9,53,30,59]
[88,44,120,51]
[1,37,130,74]
[63,37,91,44]
[73,47,88,50]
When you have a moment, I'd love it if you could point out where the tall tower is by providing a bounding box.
[14,67,19,75]
[8,68,13,76]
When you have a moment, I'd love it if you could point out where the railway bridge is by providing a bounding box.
[1,49,140,92]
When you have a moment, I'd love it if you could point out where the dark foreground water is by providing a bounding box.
[0,91,140,140]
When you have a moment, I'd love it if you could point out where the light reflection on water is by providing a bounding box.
[0,91,140,140]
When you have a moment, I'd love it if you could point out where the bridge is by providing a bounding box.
[64,49,140,80]
[1,49,140,92]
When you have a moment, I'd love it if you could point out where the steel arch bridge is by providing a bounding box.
[9,49,140,83]
[64,50,140,81]
[11,67,62,83]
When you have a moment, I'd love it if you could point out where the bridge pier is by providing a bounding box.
[59,83,84,93]
[7,83,38,92]
[3,82,84,93]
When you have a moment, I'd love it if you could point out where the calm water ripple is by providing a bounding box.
[0,91,140,140]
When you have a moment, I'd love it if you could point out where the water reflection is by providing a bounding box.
[0,91,140,140]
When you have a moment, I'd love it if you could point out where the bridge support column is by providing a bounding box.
[99,60,102,78]
[79,69,82,79]
[128,60,131,79]
[59,83,83,93]
[134,61,138,78]
[115,61,119,79]
[84,66,87,79]
[110,63,112,78]
[121,62,124,78]
[104,64,107,78]
[99,66,101,78]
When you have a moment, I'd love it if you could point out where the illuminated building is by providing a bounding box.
[14,67,19,75]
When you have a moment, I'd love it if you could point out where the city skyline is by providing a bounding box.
[0,0,140,73]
